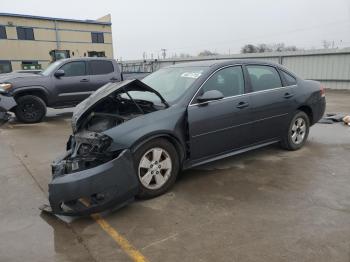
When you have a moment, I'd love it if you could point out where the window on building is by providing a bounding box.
[0,61,12,74]
[91,32,104,43]
[280,70,297,86]
[59,61,86,77]
[17,27,35,40]
[88,51,106,57]
[246,65,282,92]
[201,66,245,97]
[89,60,114,75]
[0,26,7,39]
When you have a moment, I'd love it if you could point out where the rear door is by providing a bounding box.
[245,64,295,143]
[53,61,91,104]
[188,66,253,161]
[88,60,119,91]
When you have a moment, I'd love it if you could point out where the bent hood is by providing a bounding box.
[71,79,168,133]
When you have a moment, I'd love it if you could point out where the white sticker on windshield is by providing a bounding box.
[181,72,202,79]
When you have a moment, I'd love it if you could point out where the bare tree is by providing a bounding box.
[241,44,258,53]
[322,40,332,49]
[198,50,218,56]
[179,53,191,58]
[241,43,299,53]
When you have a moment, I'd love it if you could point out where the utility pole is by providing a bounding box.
[161,49,167,59]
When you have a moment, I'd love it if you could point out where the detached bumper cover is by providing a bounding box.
[0,94,16,124]
[48,149,138,216]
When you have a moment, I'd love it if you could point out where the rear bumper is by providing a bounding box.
[0,94,16,124]
[312,97,326,124]
[48,149,138,216]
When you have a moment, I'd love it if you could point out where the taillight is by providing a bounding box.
[320,85,326,97]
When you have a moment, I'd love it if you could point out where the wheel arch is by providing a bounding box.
[297,105,314,125]
[13,87,49,106]
[131,133,186,167]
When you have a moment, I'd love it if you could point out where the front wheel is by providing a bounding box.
[14,95,47,123]
[281,111,310,150]
[133,139,179,199]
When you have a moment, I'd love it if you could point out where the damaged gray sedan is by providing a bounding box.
[45,60,326,216]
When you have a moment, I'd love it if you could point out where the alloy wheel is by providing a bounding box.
[138,147,172,190]
[291,117,306,144]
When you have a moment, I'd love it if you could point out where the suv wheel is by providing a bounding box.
[14,95,47,123]
[281,111,310,150]
[134,139,179,199]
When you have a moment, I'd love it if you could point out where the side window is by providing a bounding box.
[60,62,86,77]
[89,60,114,75]
[246,65,282,92]
[280,70,297,86]
[201,66,244,97]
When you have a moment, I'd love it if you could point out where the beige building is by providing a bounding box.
[0,13,113,73]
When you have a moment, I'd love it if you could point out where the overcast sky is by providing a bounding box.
[2,0,350,60]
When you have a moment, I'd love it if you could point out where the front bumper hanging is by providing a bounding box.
[44,149,138,216]
[0,94,17,125]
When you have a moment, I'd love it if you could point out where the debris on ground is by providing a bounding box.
[319,113,350,126]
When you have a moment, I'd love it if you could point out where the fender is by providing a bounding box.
[11,86,50,104]
[131,131,186,165]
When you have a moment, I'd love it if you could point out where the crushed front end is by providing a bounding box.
[46,131,138,216]
[44,80,168,216]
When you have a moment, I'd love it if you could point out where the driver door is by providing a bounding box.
[187,66,252,161]
[52,61,92,105]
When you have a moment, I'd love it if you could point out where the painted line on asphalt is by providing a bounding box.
[80,199,148,262]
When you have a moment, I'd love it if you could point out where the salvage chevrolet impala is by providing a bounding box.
[42,60,326,216]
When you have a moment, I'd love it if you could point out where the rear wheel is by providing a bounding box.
[281,111,310,150]
[14,95,47,123]
[134,139,179,199]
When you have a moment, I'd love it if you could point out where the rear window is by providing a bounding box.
[280,70,297,86]
[89,60,114,75]
[246,65,282,92]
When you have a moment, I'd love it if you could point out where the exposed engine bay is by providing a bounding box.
[81,93,160,133]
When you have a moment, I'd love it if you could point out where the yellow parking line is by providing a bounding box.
[79,199,148,262]
[91,213,149,262]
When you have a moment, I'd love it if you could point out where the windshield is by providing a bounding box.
[138,67,206,103]
[40,61,62,76]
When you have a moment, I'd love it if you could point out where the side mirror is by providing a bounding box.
[54,70,65,78]
[197,90,224,103]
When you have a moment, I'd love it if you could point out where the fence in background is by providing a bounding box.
[119,48,350,90]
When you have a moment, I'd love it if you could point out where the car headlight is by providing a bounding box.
[0,83,12,93]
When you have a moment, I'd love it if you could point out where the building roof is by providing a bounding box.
[0,12,111,25]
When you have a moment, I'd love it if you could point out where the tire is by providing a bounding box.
[14,95,47,123]
[133,138,179,199]
[281,110,310,151]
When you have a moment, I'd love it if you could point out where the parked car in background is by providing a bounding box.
[0,58,123,123]
[43,60,326,216]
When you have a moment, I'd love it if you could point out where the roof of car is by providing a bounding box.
[56,57,115,63]
[169,59,280,68]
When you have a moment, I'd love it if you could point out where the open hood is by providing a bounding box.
[71,79,168,132]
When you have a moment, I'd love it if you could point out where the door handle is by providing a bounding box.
[80,79,89,82]
[284,92,294,99]
[110,77,119,81]
[236,101,249,109]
